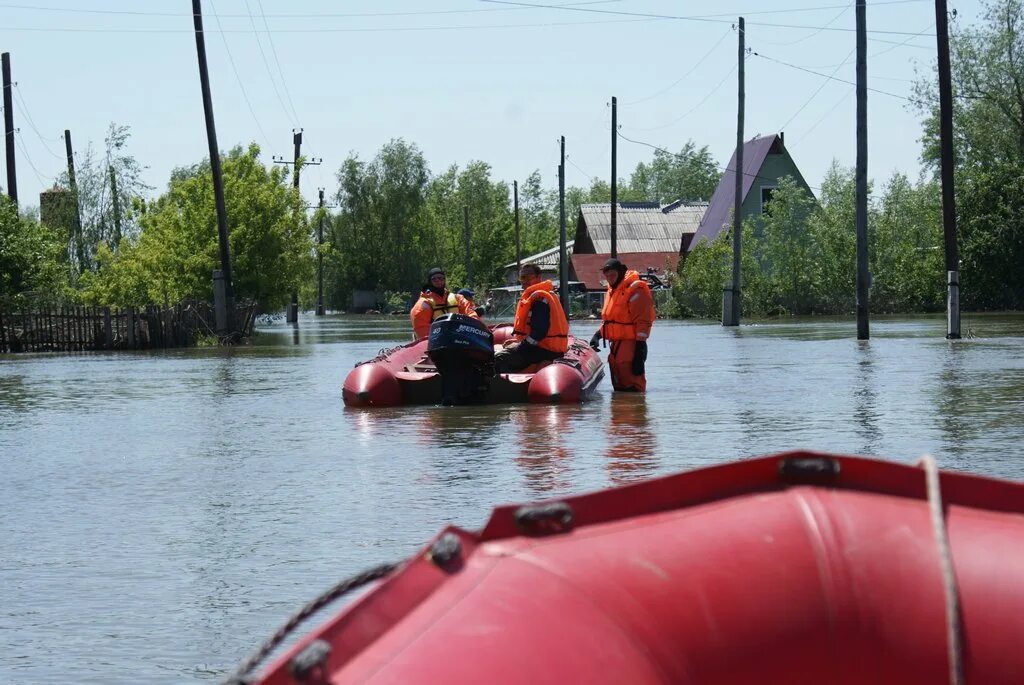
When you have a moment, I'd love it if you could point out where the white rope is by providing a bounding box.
[917,454,964,685]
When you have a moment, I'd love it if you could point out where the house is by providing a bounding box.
[569,200,707,291]
[502,241,574,285]
[689,133,813,250]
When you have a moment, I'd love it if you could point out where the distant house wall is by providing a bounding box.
[739,152,811,225]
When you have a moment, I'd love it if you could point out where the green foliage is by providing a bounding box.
[913,0,1024,309]
[0,196,68,304]
[674,168,943,318]
[78,144,311,309]
[628,142,721,203]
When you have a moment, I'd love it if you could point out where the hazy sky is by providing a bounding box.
[1,0,983,209]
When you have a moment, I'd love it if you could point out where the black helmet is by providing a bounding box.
[426,267,445,280]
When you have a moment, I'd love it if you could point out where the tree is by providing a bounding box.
[914,0,1024,308]
[79,144,311,309]
[54,123,151,274]
[0,196,67,304]
[628,142,721,203]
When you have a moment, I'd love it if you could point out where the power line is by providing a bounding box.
[478,0,937,36]
[244,0,294,126]
[11,84,63,159]
[752,50,920,103]
[790,89,854,148]
[622,26,733,106]
[616,129,823,192]
[753,2,849,47]
[253,0,301,125]
[627,62,738,132]
[0,0,623,19]
[14,130,56,188]
[565,155,596,182]
[207,0,271,150]
[778,47,856,132]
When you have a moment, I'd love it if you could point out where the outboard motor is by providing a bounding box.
[427,314,495,405]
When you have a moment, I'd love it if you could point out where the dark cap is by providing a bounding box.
[457,288,474,299]
[426,267,445,280]
[601,258,626,272]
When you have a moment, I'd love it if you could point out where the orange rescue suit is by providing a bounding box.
[600,270,655,391]
[512,280,569,354]
[410,290,479,339]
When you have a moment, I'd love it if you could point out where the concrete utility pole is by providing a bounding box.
[64,130,85,273]
[109,166,123,248]
[2,52,16,208]
[558,136,569,314]
[514,180,521,274]
[273,129,321,324]
[723,18,744,327]
[935,0,960,339]
[855,0,870,340]
[316,188,326,316]
[463,205,472,287]
[611,95,618,259]
[192,0,235,333]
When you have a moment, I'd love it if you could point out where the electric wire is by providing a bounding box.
[207,0,272,150]
[621,26,733,106]
[754,2,849,48]
[778,47,856,132]
[14,130,56,187]
[790,88,854,148]
[11,84,63,160]
[244,0,295,127]
[627,62,738,132]
[253,0,301,125]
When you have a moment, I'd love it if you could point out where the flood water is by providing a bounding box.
[2,312,1022,684]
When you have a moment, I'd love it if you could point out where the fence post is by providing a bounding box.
[127,307,136,348]
[103,307,112,350]
[0,308,6,353]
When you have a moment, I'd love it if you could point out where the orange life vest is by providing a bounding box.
[601,270,655,341]
[512,280,569,354]
[410,290,477,339]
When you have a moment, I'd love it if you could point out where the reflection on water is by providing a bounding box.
[1,312,1022,685]
[512,406,575,494]
[604,394,657,485]
[854,342,882,456]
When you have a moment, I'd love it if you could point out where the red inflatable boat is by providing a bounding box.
[342,323,604,406]
[228,451,1024,684]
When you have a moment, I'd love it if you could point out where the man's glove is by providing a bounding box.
[589,331,601,351]
[631,340,648,376]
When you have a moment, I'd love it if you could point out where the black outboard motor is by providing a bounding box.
[427,314,495,405]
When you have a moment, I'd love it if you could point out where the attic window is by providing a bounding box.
[760,186,776,214]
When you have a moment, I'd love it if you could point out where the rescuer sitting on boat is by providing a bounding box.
[589,258,655,392]
[410,267,480,339]
[494,264,569,374]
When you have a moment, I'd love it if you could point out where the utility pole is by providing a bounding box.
[611,96,617,259]
[273,129,321,325]
[558,136,569,314]
[64,130,85,274]
[514,180,521,274]
[316,188,326,316]
[723,18,744,327]
[855,0,870,340]
[2,52,17,208]
[463,205,472,287]
[935,0,960,340]
[109,166,123,248]
[192,0,235,333]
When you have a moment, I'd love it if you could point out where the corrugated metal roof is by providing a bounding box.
[578,202,707,254]
[690,134,778,249]
[571,252,679,291]
[502,240,574,270]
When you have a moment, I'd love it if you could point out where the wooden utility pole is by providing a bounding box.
[855,0,870,340]
[64,130,85,273]
[316,188,325,316]
[463,205,472,287]
[558,136,569,313]
[514,180,521,273]
[2,52,16,208]
[935,0,960,339]
[723,18,744,327]
[192,0,235,333]
[109,166,123,248]
[272,129,320,324]
[611,96,617,258]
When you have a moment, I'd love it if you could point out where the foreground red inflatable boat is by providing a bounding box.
[342,323,604,406]
[229,451,1024,684]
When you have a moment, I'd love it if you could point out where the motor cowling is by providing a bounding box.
[427,315,495,405]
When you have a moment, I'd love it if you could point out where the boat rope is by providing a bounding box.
[220,562,398,685]
[917,454,964,685]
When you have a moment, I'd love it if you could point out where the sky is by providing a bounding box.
[1,0,986,210]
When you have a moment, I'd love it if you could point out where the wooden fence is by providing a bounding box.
[0,301,257,353]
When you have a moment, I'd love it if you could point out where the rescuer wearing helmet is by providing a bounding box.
[410,267,480,339]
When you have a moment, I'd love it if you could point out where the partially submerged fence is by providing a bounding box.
[0,301,257,353]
